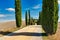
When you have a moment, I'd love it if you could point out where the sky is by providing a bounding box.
[0,0,60,22]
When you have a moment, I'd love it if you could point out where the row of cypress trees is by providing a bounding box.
[15,0,59,35]
[25,10,31,25]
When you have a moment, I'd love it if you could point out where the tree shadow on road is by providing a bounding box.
[0,31,48,37]
[0,31,12,35]
[6,32,48,36]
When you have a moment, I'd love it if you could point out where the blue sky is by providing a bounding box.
[0,0,60,22]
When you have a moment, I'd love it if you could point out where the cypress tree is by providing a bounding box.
[28,10,30,25]
[42,0,58,35]
[37,12,40,25]
[40,12,43,25]
[15,0,22,27]
[25,11,28,25]
[37,12,42,25]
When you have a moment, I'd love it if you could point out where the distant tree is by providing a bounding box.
[30,17,34,25]
[15,0,22,27]
[25,10,30,25]
[25,11,28,25]
[37,12,42,25]
[28,10,31,25]
[27,12,29,25]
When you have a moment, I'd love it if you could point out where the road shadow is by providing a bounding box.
[0,31,48,36]
[0,31,12,35]
[6,32,48,36]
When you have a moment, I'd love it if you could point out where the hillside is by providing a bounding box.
[0,21,25,31]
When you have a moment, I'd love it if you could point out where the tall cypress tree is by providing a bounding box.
[28,10,30,25]
[42,0,58,35]
[37,12,40,25]
[37,12,42,25]
[25,11,28,25]
[15,0,22,27]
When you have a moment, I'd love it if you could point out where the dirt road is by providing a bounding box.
[0,25,43,40]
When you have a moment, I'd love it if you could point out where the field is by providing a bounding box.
[0,21,26,37]
[0,21,60,40]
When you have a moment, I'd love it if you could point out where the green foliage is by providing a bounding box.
[37,12,42,25]
[28,10,31,25]
[25,10,38,25]
[25,10,30,25]
[27,13,29,25]
[15,0,22,27]
[30,17,35,25]
[42,0,58,35]
[25,11,28,25]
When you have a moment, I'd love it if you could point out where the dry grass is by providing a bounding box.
[53,22,60,40]
[0,21,26,37]
[43,22,60,40]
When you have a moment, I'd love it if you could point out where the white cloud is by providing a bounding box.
[0,14,14,18]
[58,19,60,22]
[0,14,6,17]
[0,19,15,23]
[6,8,15,12]
[58,12,60,22]
[33,4,41,9]
[58,0,60,22]
[58,0,60,4]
